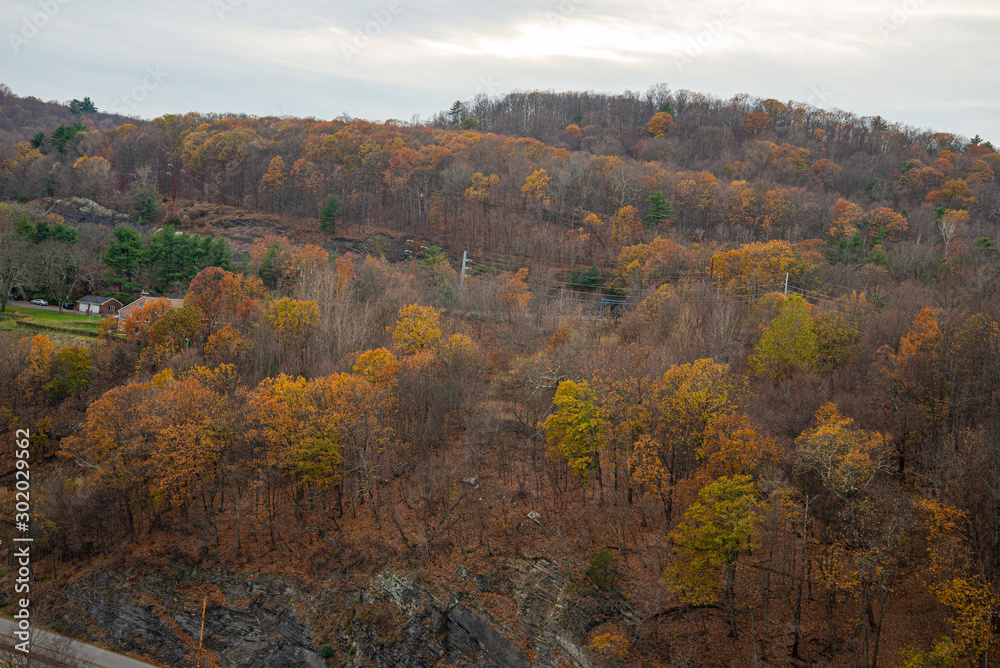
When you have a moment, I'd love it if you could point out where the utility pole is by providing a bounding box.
[460,250,468,285]
[784,272,789,295]
[167,162,179,216]
[196,596,207,667]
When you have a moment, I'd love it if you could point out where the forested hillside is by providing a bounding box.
[1,83,1000,667]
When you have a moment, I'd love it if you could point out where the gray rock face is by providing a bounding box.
[360,570,528,668]
[49,557,621,668]
[42,197,135,227]
[57,569,324,668]
[354,559,608,668]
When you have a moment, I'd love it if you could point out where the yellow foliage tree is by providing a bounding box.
[521,168,550,201]
[795,403,888,500]
[666,475,759,637]
[644,359,736,524]
[391,304,442,355]
[610,205,641,247]
[353,348,399,384]
[917,499,998,660]
[543,380,607,490]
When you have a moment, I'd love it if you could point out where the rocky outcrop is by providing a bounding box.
[54,568,324,667]
[42,197,135,227]
[355,571,528,668]
[47,557,628,667]
[351,558,619,668]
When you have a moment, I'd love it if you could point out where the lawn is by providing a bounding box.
[0,305,105,338]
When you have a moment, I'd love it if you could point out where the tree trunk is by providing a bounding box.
[726,561,738,639]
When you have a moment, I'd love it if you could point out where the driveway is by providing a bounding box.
[0,617,162,667]
[6,302,89,316]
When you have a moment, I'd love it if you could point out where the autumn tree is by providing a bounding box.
[318,371,394,524]
[265,297,320,374]
[144,372,233,545]
[46,345,94,401]
[666,475,759,638]
[186,266,237,339]
[121,298,176,348]
[713,240,814,301]
[352,348,399,385]
[18,333,56,401]
[610,205,641,247]
[61,369,234,542]
[521,168,551,220]
[937,209,968,254]
[499,268,533,323]
[391,304,442,355]
[543,380,607,499]
[204,324,253,366]
[247,374,342,534]
[874,306,950,474]
[259,155,288,212]
[642,359,736,525]
[743,112,773,136]
[696,413,779,482]
[795,403,888,501]
[465,172,500,231]
[813,310,860,373]
[646,112,675,137]
[750,293,818,383]
[863,206,909,246]
[612,238,685,292]
[829,198,862,239]
[139,305,201,370]
[827,493,914,668]
[916,499,998,663]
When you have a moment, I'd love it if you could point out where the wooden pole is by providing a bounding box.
[171,164,178,207]
[196,595,207,667]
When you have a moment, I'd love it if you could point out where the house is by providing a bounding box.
[117,291,185,330]
[76,295,123,315]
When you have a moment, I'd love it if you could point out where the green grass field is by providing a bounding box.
[0,305,105,338]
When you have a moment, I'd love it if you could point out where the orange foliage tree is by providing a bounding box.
[713,240,815,301]
[646,112,675,137]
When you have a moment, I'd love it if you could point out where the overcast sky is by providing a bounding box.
[3,0,998,141]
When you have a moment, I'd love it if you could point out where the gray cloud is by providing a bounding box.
[1,0,997,140]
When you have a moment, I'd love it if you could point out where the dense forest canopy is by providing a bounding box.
[1,83,1000,667]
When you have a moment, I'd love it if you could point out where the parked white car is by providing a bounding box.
[30,298,48,306]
